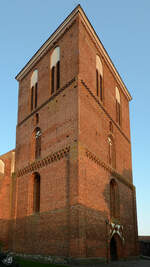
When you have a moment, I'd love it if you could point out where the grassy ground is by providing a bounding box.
[16,257,69,267]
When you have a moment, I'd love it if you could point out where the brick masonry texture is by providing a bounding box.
[0,6,138,261]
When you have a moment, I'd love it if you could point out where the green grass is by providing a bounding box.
[16,257,70,267]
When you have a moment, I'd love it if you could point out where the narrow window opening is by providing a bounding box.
[108,137,112,165]
[100,74,103,101]
[31,87,34,111]
[96,55,103,102]
[108,136,116,168]
[35,82,38,108]
[118,103,121,125]
[96,70,99,96]
[35,128,41,159]
[56,61,60,90]
[116,87,121,126]
[33,173,40,213]
[50,47,60,94]
[36,113,39,124]
[109,121,113,132]
[31,70,38,112]
[116,101,121,125]
[51,66,55,94]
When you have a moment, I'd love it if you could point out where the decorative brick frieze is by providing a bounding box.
[16,146,70,177]
[86,149,109,171]
[85,149,133,190]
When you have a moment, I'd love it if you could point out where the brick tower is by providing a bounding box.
[11,5,138,261]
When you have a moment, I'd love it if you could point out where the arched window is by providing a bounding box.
[110,179,120,219]
[96,55,103,101]
[35,127,41,159]
[0,160,4,174]
[33,172,40,213]
[50,47,60,94]
[31,127,42,161]
[108,136,116,168]
[31,70,38,111]
[116,87,121,125]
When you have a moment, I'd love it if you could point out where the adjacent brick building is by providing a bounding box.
[0,5,139,261]
[0,150,15,250]
[139,236,150,256]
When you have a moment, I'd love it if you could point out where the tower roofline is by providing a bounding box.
[15,4,132,101]
[15,4,81,82]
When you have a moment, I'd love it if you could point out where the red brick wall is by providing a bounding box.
[0,151,15,249]
[15,18,79,171]
[17,18,79,125]
[13,16,80,256]
[77,14,138,258]
[12,146,80,255]
[10,11,138,259]
[78,16,131,141]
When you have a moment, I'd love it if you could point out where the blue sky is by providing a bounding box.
[0,0,149,235]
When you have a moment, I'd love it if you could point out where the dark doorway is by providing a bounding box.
[110,235,118,261]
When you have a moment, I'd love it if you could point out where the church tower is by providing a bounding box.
[12,5,138,261]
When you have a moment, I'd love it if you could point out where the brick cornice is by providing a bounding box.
[15,146,70,177]
[85,149,134,190]
[81,79,131,144]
